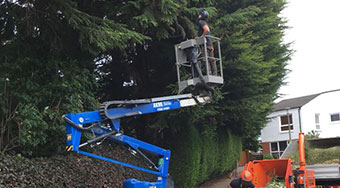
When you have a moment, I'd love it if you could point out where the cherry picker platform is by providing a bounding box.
[175,36,223,93]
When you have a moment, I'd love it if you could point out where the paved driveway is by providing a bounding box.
[197,167,243,188]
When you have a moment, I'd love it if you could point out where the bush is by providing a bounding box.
[0,46,98,157]
[170,124,242,188]
[306,145,340,165]
[17,104,50,156]
[170,123,202,188]
[263,154,274,159]
[287,139,340,165]
[217,129,242,174]
[197,125,218,182]
[305,130,320,139]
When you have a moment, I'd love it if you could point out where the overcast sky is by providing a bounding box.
[277,0,340,101]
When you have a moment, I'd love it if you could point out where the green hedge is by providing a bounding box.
[216,129,242,174]
[169,124,242,188]
[198,130,218,182]
[169,123,202,188]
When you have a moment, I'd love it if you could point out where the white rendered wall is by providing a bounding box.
[260,108,300,143]
[300,91,340,138]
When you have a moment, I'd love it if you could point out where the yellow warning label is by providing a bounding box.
[67,134,72,140]
[66,145,73,151]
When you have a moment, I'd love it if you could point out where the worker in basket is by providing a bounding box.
[198,9,217,76]
[229,170,255,188]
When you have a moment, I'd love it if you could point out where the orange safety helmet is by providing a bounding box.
[240,170,253,182]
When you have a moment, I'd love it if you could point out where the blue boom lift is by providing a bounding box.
[63,36,223,188]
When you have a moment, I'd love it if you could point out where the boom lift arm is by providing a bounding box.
[63,36,223,188]
[64,94,209,188]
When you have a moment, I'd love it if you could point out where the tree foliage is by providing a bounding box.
[214,0,291,150]
[0,0,145,155]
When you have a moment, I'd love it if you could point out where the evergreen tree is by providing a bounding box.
[215,0,291,150]
[0,0,147,155]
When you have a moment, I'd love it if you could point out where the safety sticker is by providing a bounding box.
[66,145,73,151]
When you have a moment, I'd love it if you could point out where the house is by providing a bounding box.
[260,89,340,158]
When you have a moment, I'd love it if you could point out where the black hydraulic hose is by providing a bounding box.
[62,115,99,131]
[185,46,214,95]
[79,131,116,148]
[192,61,206,84]
[132,148,159,170]
[64,115,159,170]
[192,61,214,95]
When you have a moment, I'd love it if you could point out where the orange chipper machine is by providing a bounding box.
[242,133,315,188]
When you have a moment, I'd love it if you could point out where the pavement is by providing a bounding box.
[197,167,244,188]
[197,173,234,188]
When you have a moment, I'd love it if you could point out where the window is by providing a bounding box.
[279,141,288,151]
[280,114,293,132]
[270,141,288,159]
[271,142,278,152]
[315,113,320,129]
[331,113,340,122]
[270,142,279,158]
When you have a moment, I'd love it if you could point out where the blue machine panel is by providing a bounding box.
[123,178,163,188]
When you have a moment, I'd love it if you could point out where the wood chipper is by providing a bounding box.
[241,133,316,188]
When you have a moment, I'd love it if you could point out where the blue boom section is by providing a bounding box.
[64,96,191,188]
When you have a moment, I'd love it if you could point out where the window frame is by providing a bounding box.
[279,114,294,133]
[269,140,288,159]
[315,113,320,130]
[330,113,340,123]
